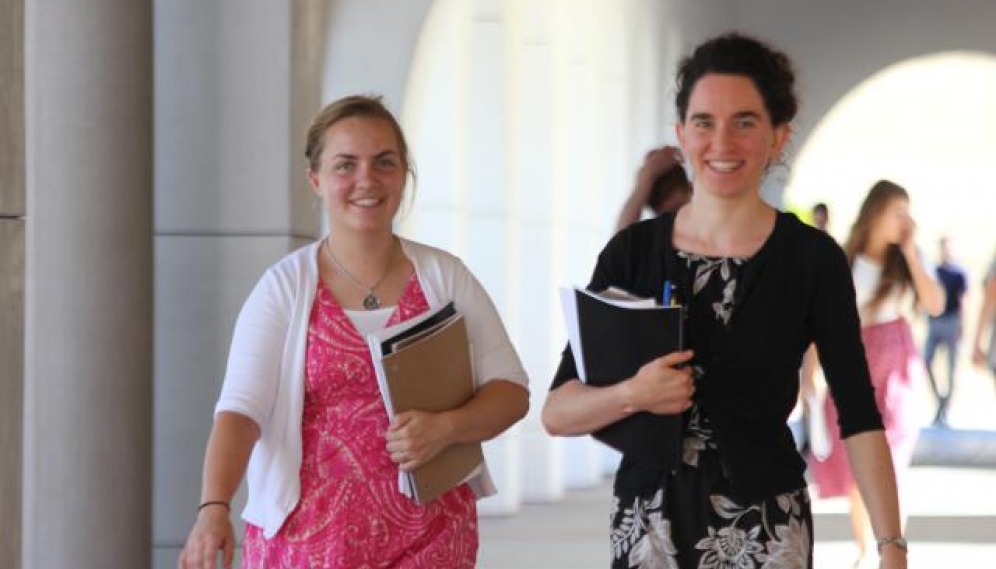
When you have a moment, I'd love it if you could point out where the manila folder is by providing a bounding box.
[380,314,484,504]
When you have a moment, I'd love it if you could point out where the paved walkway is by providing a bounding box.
[479,465,996,568]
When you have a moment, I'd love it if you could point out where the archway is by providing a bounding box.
[786,52,996,432]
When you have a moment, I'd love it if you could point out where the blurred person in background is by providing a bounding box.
[972,249,996,381]
[809,180,944,568]
[799,200,832,460]
[812,201,830,232]
[615,145,692,231]
[922,236,967,427]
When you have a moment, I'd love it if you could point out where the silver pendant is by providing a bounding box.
[363,293,381,310]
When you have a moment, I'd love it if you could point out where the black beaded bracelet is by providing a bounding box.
[197,500,230,513]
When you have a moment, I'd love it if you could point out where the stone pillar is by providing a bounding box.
[152,1,326,566]
[505,0,566,503]
[462,0,526,516]
[0,223,24,569]
[22,1,153,568]
[0,0,25,566]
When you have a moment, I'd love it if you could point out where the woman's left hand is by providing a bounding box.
[385,410,455,471]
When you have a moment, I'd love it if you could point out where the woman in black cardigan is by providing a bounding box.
[543,33,907,569]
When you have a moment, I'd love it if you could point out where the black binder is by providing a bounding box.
[563,286,685,466]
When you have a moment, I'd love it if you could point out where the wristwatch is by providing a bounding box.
[876,536,908,553]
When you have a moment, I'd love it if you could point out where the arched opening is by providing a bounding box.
[786,52,996,431]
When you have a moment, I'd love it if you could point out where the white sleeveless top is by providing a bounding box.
[852,254,923,325]
[344,306,395,336]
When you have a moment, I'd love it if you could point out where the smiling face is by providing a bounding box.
[676,74,789,201]
[308,116,407,235]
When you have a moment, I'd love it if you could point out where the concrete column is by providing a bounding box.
[462,0,526,517]
[548,0,621,490]
[0,0,24,208]
[0,221,24,569]
[22,0,153,568]
[152,1,326,566]
[0,1,25,567]
[505,0,566,503]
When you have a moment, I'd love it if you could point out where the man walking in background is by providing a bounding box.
[924,236,967,427]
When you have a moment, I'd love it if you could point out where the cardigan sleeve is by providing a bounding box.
[214,267,292,429]
[449,259,529,390]
[401,239,528,391]
[809,236,884,438]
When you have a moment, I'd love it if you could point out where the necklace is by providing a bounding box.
[324,237,396,310]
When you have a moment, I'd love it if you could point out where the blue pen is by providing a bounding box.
[662,280,672,306]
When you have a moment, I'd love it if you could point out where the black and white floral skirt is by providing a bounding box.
[609,409,813,569]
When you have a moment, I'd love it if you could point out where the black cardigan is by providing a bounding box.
[551,211,884,503]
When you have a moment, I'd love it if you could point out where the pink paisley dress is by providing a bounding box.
[242,273,478,568]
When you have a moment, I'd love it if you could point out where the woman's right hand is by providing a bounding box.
[179,506,236,569]
[625,350,695,415]
[637,146,681,186]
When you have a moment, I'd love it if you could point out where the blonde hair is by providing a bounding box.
[304,95,411,174]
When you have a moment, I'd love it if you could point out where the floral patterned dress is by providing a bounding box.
[609,252,813,569]
[242,274,478,569]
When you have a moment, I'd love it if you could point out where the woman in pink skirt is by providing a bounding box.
[809,180,944,568]
[178,95,530,569]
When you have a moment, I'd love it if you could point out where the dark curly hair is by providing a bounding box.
[675,32,798,127]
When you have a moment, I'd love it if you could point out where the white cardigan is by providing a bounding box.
[215,238,529,538]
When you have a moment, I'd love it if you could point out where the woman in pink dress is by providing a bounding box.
[178,95,530,569]
[809,180,944,568]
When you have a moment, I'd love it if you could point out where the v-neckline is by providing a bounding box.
[318,270,420,340]
[663,211,785,328]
